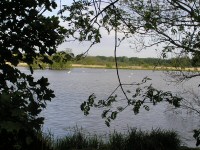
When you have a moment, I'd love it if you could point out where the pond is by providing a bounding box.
[20,67,200,147]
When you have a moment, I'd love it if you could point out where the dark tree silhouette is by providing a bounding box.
[0,0,66,149]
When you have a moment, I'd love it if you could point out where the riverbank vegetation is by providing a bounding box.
[26,51,200,71]
[30,51,74,70]
[75,55,200,71]
[38,128,190,150]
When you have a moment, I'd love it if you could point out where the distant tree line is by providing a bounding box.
[29,52,200,70]
[76,55,199,68]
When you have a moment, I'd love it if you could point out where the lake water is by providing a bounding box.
[21,67,200,147]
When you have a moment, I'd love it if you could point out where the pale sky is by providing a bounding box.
[45,0,161,58]
[58,32,162,58]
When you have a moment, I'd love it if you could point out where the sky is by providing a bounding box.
[45,0,161,58]
[58,32,162,58]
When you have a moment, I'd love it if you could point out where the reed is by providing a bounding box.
[49,127,181,150]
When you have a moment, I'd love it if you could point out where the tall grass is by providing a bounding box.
[123,128,180,150]
[54,132,101,150]
[49,128,181,150]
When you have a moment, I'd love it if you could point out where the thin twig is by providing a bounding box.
[114,9,129,101]
[91,0,119,22]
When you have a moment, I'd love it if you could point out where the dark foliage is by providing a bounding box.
[0,0,66,149]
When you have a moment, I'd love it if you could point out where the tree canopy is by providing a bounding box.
[0,0,66,149]
[62,0,200,81]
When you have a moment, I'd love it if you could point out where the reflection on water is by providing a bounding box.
[20,67,200,147]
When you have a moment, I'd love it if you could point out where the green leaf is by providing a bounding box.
[105,120,110,127]
[143,105,150,111]
[111,111,118,120]
[102,109,110,118]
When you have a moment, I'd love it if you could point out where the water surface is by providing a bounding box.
[21,68,200,147]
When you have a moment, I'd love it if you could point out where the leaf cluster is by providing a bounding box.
[81,77,182,127]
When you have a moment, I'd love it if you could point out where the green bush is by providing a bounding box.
[50,61,72,70]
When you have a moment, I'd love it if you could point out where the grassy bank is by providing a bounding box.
[17,63,200,71]
[72,64,200,71]
[38,128,200,150]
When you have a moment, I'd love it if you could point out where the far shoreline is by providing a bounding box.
[16,63,200,72]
